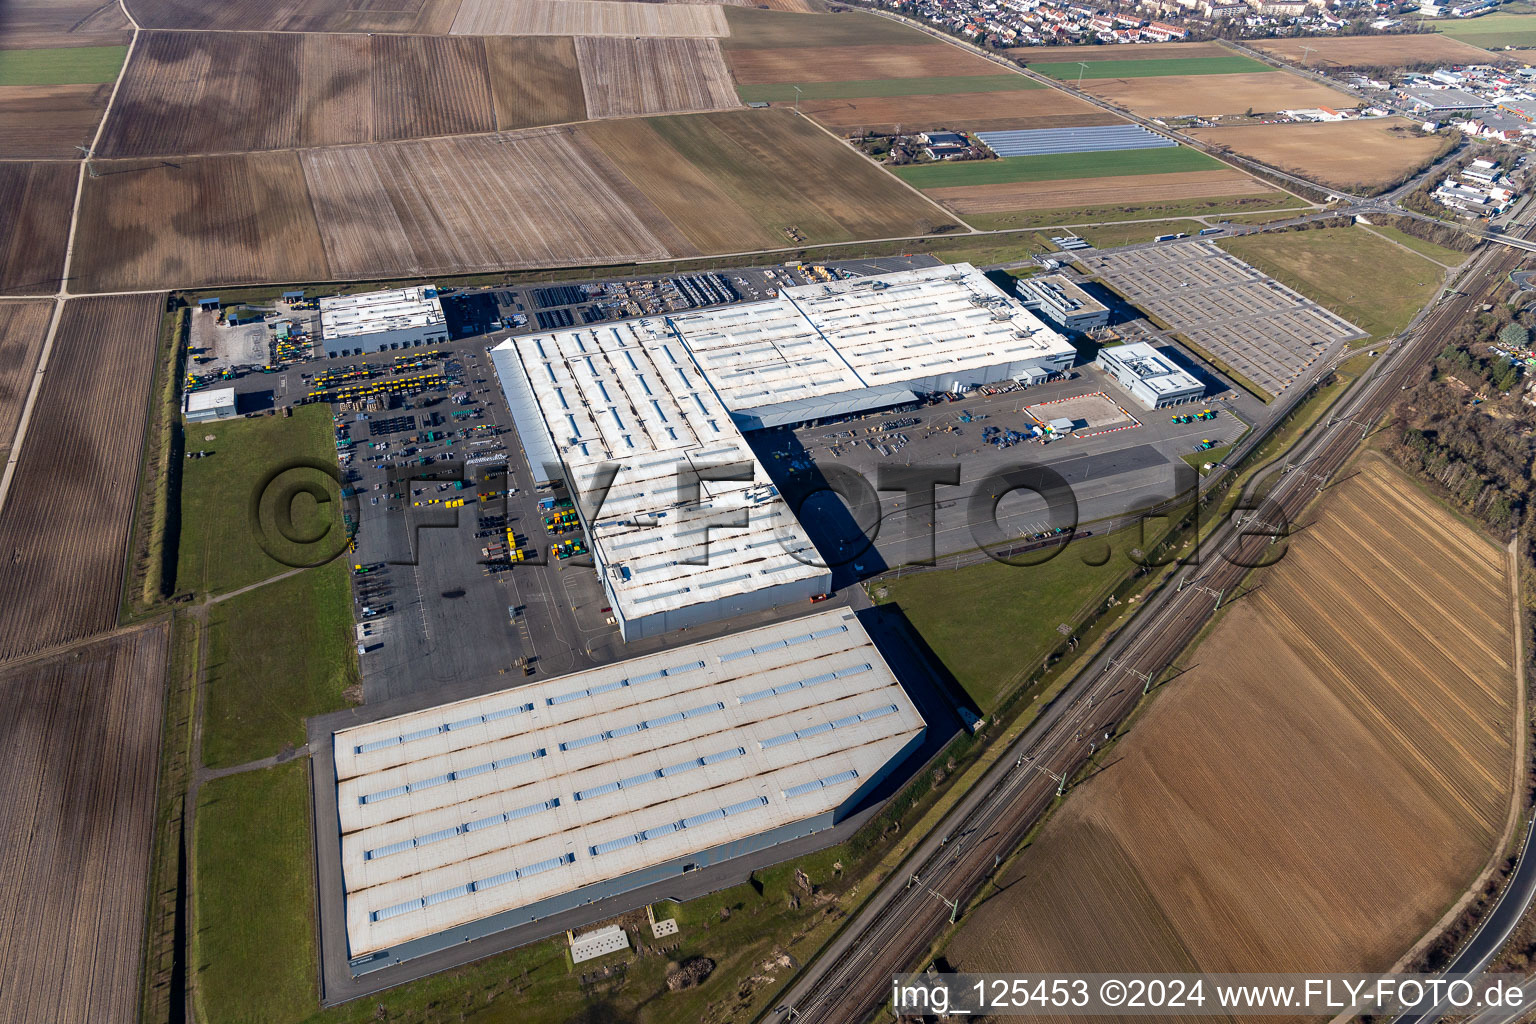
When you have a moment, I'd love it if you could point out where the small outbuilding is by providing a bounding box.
[183,387,237,422]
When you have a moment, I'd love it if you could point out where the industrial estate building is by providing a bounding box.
[182,386,237,422]
[330,610,925,970]
[490,324,830,642]
[1095,342,1204,409]
[1014,274,1111,335]
[321,287,449,358]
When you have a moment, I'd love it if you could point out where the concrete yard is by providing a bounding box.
[1079,241,1365,398]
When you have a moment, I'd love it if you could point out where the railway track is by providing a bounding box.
[768,219,1535,1024]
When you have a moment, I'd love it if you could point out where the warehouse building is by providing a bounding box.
[490,322,830,643]
[1014,274,1110,335]
[330,609,925,972]
[321,286,448,358]
[1096,342,1204,409]
[182,386,237,422]
[670,263,1076,430]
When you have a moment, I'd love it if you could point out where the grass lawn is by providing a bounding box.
[0,45,127,85]
[1364,223,1468,267]
[736,74,1040,103]
[930,233,1056,265]
[1220,226,1445,342]
[176,404,343,596]
[1076,218,1206,248]
[1028,55,1271,80]
[894,146,1223,189]
[193,761,318,1024]
[875,530,1149,712]
[201,563,357,769]
[960,192,1309,231]
[1433,13,1536,46]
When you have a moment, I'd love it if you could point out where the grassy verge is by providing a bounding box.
[0,44,128,85]
[1027,55,1272,79]
[871,528,1158,713]
[176,404,341,596]
[139,612,200,1024]
[893,146,1223,189]
[1220,226,1446,342]
[201,563,357,769]
[123,307,186,618]
[1364,223,1469,267]
[192,761,318,1024]
[960,192,1309,232]
[1075,219,1204,249]
[737,74,1039,102]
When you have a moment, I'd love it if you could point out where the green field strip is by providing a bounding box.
[1028,55,1271,80]
[735,74,1042,102]
[893,145,1223,189]
[0,45,128,86]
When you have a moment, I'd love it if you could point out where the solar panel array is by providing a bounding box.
[976,124,1177,158]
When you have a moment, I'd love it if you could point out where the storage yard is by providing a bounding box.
[0,300,52,458]
[945,458,1518,985]
[1081,241,1365,398]
[575,37,739,120]
[1188,118,1453,192]
[0,624,168,1024]
[0,294,163,662]
[0,161,73,294]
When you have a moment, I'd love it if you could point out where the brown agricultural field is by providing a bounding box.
[928,168,1278,214]
[1008,40,1232,61]
[577,37,739,119]
[0,624,167,1024]
[722,5,944,49]
[1189,117,1449,190]
[0,161,73,295]
[125,0,462,33]
[0,84,110,158]
[98,32,510,157]
[450,0,728,37]
[0,0,131,46]
[800,90,1120,135]
[1084,70,1355,117]
[592,109,960,250]
[0,300,53,459]
[72,152,328,291]
[949,458,1517,987]
[0,294,163,662]
[1254,34,1495,67]
[727,43,1003,83]
[301,128,692,279]
[487,36,587,128]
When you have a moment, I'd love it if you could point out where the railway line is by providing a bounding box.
[767,208,1535,1024]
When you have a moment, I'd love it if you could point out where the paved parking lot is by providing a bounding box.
[1080,241,1365,398]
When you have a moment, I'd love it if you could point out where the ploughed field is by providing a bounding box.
[0,162,74,294]
[0,300,53,458]
[948,458,1517,994]
[1252,33,1495,67]
[1188,117,1453,191]
[0,294,163,661]
[0,623,168,1024]
[0,82,110,158]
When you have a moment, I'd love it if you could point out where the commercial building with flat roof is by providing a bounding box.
[490,321,830,643]
[1096,342,1204,408]
[321,286,448,358]
[329,609,925,970]
[183,386,236,422]
[671,263,1075,430]
[1015,274,1110,335]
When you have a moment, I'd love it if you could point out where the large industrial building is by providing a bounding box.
[670,263,1076,429]
[321,286,449,358]
[330,609,925,971]
[490,322,831,642]
[1096,342,1204,409]
[1014,274,1110,336]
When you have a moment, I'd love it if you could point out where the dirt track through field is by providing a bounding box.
[0,624,168,1024]
[577,37,739,119]
[947,458,1517,1001]
[928,169,1275,214]
[0,301,54,458]
[0,294,163,662]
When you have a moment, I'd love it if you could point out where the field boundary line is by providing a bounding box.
[0,616,164,673]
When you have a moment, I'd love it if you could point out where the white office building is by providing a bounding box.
[1014,274,1111,335]
[1096,342,1204,409]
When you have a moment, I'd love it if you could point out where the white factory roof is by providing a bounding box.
[491,320,826,623]
[184,387,235,414]
[670,263,1074,415]
[321,286,446,341]
[332,609,924,954]
[1100,342,1201,396]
